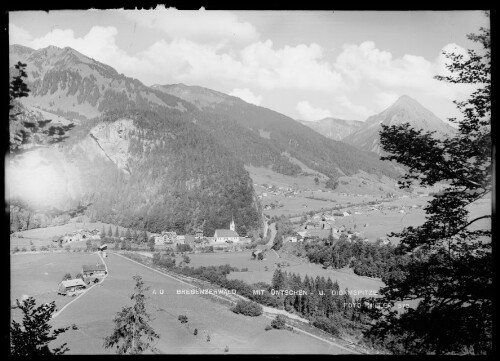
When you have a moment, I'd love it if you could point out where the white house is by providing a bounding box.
[161,231,177,243]
[153,234,165,245]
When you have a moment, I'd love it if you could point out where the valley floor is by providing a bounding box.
[13,251,355,354]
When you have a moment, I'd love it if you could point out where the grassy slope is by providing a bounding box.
[48,252,350,354]
[10,252,102,316]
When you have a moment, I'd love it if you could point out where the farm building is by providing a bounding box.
[82,263,107,278]
[342,212,351,217]
[162,231,177,243]
[304,222,316,230]
[58,229,102,245]
[98,244,107,251]
[195,229,204,239]
[153,234,165,245]
[318,221,332,230]
[58,278,86,295]
[176,235,186,244]
[285,236,298,243]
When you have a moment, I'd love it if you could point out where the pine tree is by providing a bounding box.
[108,226,113,238]
[9,62,74,153]
[271,269,285,291]
[10,297,76,355]
[103,275,159,354]
[114,226,119,238]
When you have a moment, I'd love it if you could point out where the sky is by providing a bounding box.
[9,9,489,122]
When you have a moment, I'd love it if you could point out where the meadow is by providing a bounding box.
[10,252,102,318]
[48,252,352,354]
[10,221,151,251]
[183,250,384,297]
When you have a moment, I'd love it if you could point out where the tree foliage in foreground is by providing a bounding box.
[10,297,75,355]
[103,275,159,354]
[365,22,492,355]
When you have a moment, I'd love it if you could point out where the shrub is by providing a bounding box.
[224,345,228,352]
[206,334,210,342]
[21,247,27,252]
[265,324,272,331]
[312,316,340,336]
[178,315,188,324]
[231,300,263,317]
[13,246,20,253]
[271,315,287,329]
[40,246,48,251]
[194,328,198,335]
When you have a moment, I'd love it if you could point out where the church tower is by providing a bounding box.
[230,216,236,232]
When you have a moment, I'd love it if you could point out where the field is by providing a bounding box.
[10,252,102,318]
[10,221,152,251]
[183,251,384,297]
[182,250,280,272]
[45,252,352,354]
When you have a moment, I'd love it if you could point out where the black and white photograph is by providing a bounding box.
[7,8,492,355]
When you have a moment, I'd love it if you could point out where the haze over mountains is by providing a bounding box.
[9,44,405,234]
[297,118,363,141]
[298,95,455,155]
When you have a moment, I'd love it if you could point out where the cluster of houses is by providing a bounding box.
[257,184,298,199]
[57,262,107,296]
[54,229,101,245]
[151,217,251,249]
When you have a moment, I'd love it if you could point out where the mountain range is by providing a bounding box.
[297,118,363,141]
[343,95,456,154]
[9,44,406,234]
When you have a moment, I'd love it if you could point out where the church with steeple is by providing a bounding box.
[213,216,240,243]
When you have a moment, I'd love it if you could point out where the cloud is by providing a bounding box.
[239,40,344,91]
[296,101,332,121]
[333,95,372,120]
[334,41,472,100]
[9,20,478,121]
[373,92,400,110]
[229,88,262,105]
[121,6,259,49]
[10,23,344,92]
[9,23,33,44]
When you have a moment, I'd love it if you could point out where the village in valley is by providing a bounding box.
[9,10,491,356]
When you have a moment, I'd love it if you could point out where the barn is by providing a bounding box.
[82,263,107,278]
[58,279,86,295]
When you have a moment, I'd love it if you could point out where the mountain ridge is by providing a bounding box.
[297,117,363,141]
[343,95,456,154]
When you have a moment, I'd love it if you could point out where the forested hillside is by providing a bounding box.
[155,84,401,181]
